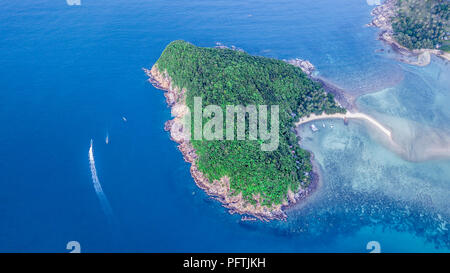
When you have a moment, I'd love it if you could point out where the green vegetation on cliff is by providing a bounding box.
[392,0,449,50]
[155,40,345,206]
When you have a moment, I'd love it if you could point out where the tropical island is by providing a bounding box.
[369,0,450,65]
[145,40,345,220]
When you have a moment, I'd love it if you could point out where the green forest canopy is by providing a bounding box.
[155,40,345,207]
[392,0,449,51]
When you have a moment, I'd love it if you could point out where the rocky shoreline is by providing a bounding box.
[367,0,450,66]
[144,65,318,221]
[285,59,355,110]
[283,58,315,75]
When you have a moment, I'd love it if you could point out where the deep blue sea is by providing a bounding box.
[0,0,448,252]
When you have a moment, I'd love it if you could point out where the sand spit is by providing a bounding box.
[296,112,392,139]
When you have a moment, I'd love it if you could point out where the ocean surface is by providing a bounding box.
[0,0,448,252]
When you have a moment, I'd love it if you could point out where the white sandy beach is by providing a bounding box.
[296,112,392,139]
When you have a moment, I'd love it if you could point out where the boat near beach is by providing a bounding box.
[310,124,319,132]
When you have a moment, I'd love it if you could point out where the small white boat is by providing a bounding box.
[122,116,127,122]
[322,123,325,128]
[105,134,109,144]
[310,124,318,132]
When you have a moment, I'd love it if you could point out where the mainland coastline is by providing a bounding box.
[367,0,450,66]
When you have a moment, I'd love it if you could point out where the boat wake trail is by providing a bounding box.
[89,139,114,219]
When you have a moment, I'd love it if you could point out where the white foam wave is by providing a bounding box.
[89,139,114,218]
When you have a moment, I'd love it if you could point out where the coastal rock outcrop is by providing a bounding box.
[284,58,315,75]
[367,0,395,31]
[283,58,355,110]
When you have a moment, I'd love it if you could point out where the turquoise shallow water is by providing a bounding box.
[0,0,448,252]
[356,56,450,161]
[296,119,449,252]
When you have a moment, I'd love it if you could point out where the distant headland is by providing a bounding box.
[367,0,450,66]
